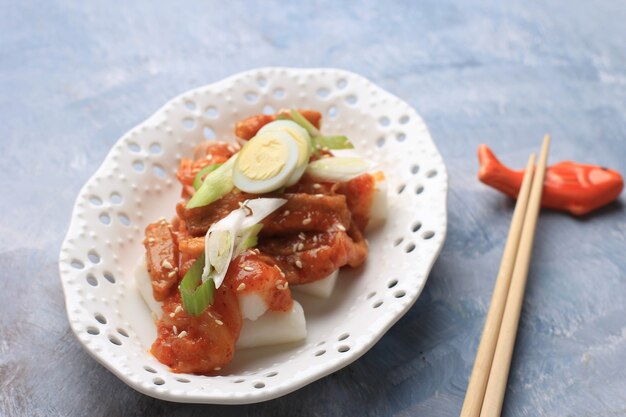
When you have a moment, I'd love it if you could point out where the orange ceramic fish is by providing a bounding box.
[478,144,623,216]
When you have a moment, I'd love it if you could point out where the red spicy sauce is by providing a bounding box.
[146,112,378,374]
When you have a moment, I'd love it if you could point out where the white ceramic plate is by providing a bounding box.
[59,67,448,404]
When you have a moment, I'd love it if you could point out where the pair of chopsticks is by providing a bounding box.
[460,135,551,417]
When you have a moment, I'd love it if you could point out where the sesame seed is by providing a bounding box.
[177,330,188,338]
[227,145,236,153]
[284,282,289,289]
[295,260,303,268]
[214,367,221,371]
[167,270,177,278]
[283,210,290,216]
[237,283,246,291]
[161,259,173,269]
[315,194,324,198]
[298,233,306,240]
[147,237,155,243]
[169,312,175,318]
[243,266,254,272]
[312,183,321,189]
[297,243,304,251]
[302,218,312,225]
[275,266,285,277]
[174,306,183,314]
[215,319,224,326]
[337,224,346,232]
[206,154,213,161]
[172,325,178,335]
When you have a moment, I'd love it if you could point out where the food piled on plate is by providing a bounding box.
[135,109,387,374]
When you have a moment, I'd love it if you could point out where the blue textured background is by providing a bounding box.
[1,1,625,416]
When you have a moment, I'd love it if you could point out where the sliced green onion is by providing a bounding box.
[179,254,215,316]
[187,155,237,209]
[240,198,288,228]
[207,230,233,275]
[235,224,263,256]
[275,113,290,120]
[193,164,222,191]
[306,156,370,182]
[204,198,285,289]
[315,135,354,150]
[290,109,321,138]
[289,110,354,154]
[241,233,259,252]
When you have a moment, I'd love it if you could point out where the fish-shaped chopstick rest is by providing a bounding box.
[478,144,623,216]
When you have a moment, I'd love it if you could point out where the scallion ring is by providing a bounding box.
[289,110,354,151]
[289,109,321,138]
[193,163,222,191]
[315,135,354,150]
[179,254,215,316]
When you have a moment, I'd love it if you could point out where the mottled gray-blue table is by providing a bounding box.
[1,1,625,416]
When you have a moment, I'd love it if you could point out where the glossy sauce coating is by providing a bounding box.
[151,286,242,374]
[144,220,179,301]
[229,251,293,312]
[144,111,376,374]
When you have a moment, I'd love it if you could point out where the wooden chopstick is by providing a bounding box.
[460,153,537,417]
[461,135,551,417]
[479,134,551,417]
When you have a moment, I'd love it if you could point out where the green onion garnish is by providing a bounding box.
[179,254,215,316]
[234,224,263,256]
[306,156,369,182]
[193,163,222,191]
[315,135,354,150]
[187,155,237,209]
[289,110,354,151]
[290,109,321,137]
